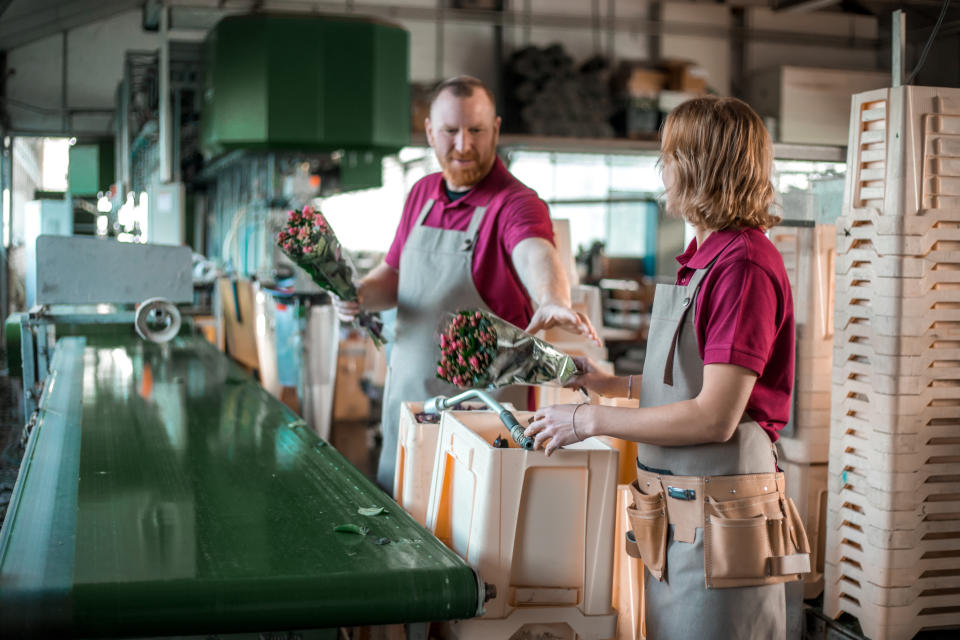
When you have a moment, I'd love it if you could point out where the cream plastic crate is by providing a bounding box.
[779,460,828,599]
[830,396,958,437]
[834,272,960,305]
[612,484,644,640]
[833,340,959,378]
[394,401,515,526]
[828,432,960,482]
[828,458,959,497]
[836,207,960,237]
[831,511,960,555]
[824,563,960,640]
[825,519,960,587]
[834,249,959,280]
[834,307,960,338]
[794,355,833,394]
[827,468,959,513]
[425,410,618,640]
[832,359,960,396]
[833,328,956,359]
[833,568,960,608]
[772,224,836,362]
[831,372,960,412]
[843,86,960,217]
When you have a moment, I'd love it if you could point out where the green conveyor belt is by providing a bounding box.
[0,334,480,638]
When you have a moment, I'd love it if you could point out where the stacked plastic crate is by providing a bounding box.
[824,86,960,639]
[769,219,835,599]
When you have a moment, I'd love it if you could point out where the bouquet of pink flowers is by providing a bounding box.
[436,309,578,389]
[277,206,385,347]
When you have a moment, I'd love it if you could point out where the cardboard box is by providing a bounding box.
[747,66,889,145]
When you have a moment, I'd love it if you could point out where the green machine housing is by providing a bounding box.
[201,13,410,161]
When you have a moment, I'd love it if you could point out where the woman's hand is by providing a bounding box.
[568,356,622,397]
[524,403,590,457]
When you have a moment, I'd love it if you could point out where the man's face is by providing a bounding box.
[425,89,501,190]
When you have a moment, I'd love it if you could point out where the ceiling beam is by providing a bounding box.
[0,0,143,50]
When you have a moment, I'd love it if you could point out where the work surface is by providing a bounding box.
[0,333,479,637]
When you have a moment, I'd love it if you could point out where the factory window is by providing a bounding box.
[507,150,666,276]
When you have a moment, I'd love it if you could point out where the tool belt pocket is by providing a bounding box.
[704,492,811,589]
[625,480,668,581]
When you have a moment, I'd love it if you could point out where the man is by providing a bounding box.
[336,75,599,490]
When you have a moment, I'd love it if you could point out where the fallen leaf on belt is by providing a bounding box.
[358,506,386,517]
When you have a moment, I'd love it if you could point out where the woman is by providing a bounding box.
[525,96,810,639]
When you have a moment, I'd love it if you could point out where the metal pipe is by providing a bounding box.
[892,9,906,87]
[159,3,172,182]
[424,389,534,450]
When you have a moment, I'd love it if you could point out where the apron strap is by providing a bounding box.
[461,205,488,251]
[415,199,436,227]
[663,263,714,386]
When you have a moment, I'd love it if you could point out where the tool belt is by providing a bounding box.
[625,466,811,588]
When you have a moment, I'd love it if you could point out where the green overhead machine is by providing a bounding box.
[201,13,410,157]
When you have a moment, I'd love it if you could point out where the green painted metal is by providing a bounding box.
[201,14,410,157]
[5,312,22,376]
[0,333,480,638]
[68,141,114,196]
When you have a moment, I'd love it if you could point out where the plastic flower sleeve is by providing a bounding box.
[276,206,386,347]
[436,309,579,389]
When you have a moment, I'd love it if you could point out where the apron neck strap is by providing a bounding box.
[415,198,436,227]
[464,205,488,242]
[662,251,728,386]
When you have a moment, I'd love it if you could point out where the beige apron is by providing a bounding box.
[378,198,527,489]
[635,242,786,639]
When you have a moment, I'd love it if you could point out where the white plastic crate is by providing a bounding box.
[425,410,619,639]
[394,401,513,526]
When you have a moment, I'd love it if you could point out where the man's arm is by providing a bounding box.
[511,237,600,345]
[332,261,398,322]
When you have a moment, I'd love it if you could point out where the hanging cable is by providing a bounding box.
[905,0,952,85]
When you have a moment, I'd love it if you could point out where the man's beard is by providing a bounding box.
[439,149,495,189]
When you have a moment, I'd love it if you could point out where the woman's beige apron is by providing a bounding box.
[378,198,527,490]
[635,245,786,639]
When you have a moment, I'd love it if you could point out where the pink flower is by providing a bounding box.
[458,354,466,366]
[440,335,447,348]
[302,205,314,216]
[288,210,299,221]
[469,356,479,369]
[437,366,444,376]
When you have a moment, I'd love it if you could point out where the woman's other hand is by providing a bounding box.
[524,403,591,456]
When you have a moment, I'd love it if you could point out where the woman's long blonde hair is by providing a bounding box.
[659,96,780,230]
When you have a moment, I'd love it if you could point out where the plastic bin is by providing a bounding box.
[612,484,644,640]
[394,401,513,526]
[425,410,618,639]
